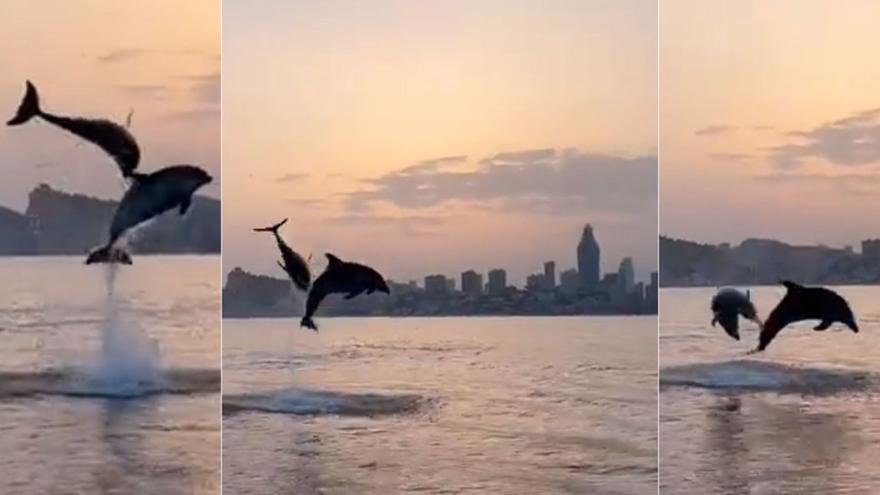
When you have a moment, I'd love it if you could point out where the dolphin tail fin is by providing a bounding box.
[780,280,803,292]
[7,81,41,126]
[85,244,133,265]
[254,218,289,234]
[300,316,318,331]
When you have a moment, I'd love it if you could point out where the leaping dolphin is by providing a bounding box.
[7,80,140,177]
[85,165,212,264]
[254,218,311,291]
[754,281,858,352]
[710,287,761,341]
[301,254,390,331]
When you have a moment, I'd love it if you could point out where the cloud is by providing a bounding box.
[328,213,445,236]
[163,108,220,122]
[398,155,467,175]
[754,171,880,195]
[117,84,171,100]
[695,125,735,137]
[344,149,656,217]
[277,173,309,183]
[708,152,752,163]
[96,49,146,64]
[286,197,325,208]
[767,107,880,168]
[182,71,220,105]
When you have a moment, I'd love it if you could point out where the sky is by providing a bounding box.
[0,0,220,210]
[662,0,880,250]
[223,0,658,286]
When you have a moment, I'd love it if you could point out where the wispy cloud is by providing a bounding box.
[277,173,309,183]
[344,148,656,217]
[163,107,220,122]
[767,107,880,168]
[754,171,880,195]
[708,152,752,163]
[96,49,147,64]
[117,84,171,100]
[695,125,736,137]
[328,213,446,237]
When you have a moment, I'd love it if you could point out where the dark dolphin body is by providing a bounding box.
[710,287,760,341]
[301,254,390,331]
[755,281,858,352]
[254,218,311,291]
[85,165,212,264]
[7,81,140,177]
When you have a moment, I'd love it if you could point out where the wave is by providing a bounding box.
[0,368,219,399]
[660,360,875,394]
[223,388,434,417]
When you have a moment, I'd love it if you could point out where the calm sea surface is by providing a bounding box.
[0,256,220,495]
[223,316,658,495]
[660,285,880,494]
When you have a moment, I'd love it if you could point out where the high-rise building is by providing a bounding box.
[461,270,483,295]
[560,268,579,295]
[646,271,659,312]
[543,261,556,289]
[617,257,635,294]
[487,269,507,295]
[526,273,544,291]
[862,239,880,257]
[424,274,447,296]
[577,224,600,288]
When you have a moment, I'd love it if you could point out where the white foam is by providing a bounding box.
[80,264,162,396]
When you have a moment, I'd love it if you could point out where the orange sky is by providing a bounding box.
[0,0,219,208]
[223,0,657,285]
[662,0,880,249]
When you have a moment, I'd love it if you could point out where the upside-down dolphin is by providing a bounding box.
[85,165,212,264]
[754,281,858,352]
[300,254,390,331]
[710,287,761,341]
[7,81,140,177]
[254,218,311,291]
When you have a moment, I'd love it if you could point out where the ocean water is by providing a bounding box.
[0,256,221,494]
[223,316,658,495]
[660,285,880,494]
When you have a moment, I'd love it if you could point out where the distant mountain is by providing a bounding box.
[0,184,220,256]
[660,236,880,286]
[223,267,302,318]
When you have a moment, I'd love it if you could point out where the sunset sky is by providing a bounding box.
[0,0,219,210]
[224,0,657,285]
[662,0,880,249]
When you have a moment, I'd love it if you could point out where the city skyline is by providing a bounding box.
[223,0,658,286]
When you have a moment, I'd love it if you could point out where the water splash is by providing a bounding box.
[79,264,162,396]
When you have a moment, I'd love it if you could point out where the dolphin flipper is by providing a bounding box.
[344,289,365,300]
[814,320,833,331]
[179,196,192,215]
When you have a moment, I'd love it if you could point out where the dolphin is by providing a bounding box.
[7,80,140,177]
[85,165,212,264]
[753,281,859,352]
[710,287,761,341]
[300,253,390,331]
[254,218,311,291]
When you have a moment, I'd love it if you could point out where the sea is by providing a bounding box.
[223,315,657,495]
[660,285,880,494]
[0,256,220,495]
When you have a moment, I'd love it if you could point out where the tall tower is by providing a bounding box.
[543,261,556,289]
[577,224,600,288]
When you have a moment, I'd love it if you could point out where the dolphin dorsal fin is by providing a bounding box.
[325,253,343,267]
[781,280,803,292]
[746,289,751,300]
